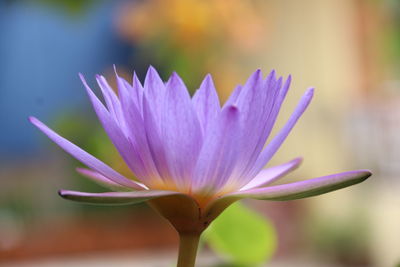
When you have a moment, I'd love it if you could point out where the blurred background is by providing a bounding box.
[1,0,399,266]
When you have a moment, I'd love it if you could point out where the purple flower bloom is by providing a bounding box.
[30,67,371,233]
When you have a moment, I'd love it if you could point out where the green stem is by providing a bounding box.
[177,232,201,267]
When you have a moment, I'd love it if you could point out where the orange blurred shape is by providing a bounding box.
[116,0,270,52]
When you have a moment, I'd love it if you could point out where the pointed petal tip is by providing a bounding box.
[203,73,214,85]
[146,65,159,77]
[352,169,372,180]
[113,65,122,79]
[58,189,69,198]
[168,71,185,86]
[78,73,91,89]
[58,189,92,201]
[197,74,216,93]
[80,76,96,96]
[299,87,314,104]
[284,75,292,87]
[75,167,87,174]
[145,65,157,76]
[254,69,262,77]
[28,116,37,124]
[292,157,303,165]
[29,116,44,129]
[78,73,86,81]
[264,69,276,83]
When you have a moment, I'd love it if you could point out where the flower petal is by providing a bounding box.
[76,168,135,191]
[162,72,202,190]
[95,74,127,134]
[192,74,221,135]
[225,70,284,188]
[230,170,371,201]
[80,74,149,183]
[95,74,119,119]
[261,75,292,141]
[142,95,173,183]
[29,117,144,190]
[59,189,181,205]
[193,105,241,194]
[249,88,314,178]
[116,74,163,186]
[234,71,281,182]
[203,170,371,224]
[132,72,144,113]
[227,70,265,177]
[240,157,302,191]
[144,66,166,130]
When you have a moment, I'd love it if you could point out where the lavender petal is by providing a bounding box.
[240,157,302,191]
[76,168,135,191]
[59,189,180,205]
[144,66,166,129]
[192,74,221,135]
[162,72,202,190]
[230,169,371,201]
[116,74,163,185]
[249,88,314,178]
[81,75,149,182]
[29,117,144,190]
[233,70,281,184]
[193,106,241,194]
[132,72,144,113]
[226,70,265,179]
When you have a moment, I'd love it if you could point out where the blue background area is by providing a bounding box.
[0,1,132,160]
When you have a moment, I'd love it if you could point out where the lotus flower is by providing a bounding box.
[30,67,371,266]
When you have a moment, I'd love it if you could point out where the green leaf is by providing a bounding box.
[203,202,277,265]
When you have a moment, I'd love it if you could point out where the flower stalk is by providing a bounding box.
[177,232,201,267]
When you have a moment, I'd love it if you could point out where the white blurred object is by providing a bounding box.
[347,80,400,266]
[347,80,400,178]
[369,182,400,267]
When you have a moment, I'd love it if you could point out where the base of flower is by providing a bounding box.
[148,194,238,266]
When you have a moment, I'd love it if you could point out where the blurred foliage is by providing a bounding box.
[203,202,277,266]
[378,0,400,75]
[0,195,36,221]
[7,0,95,15]
[308,215,369,266]
[37,0,92,14]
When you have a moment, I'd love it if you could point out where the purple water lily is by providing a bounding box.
[30,67,371,266]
